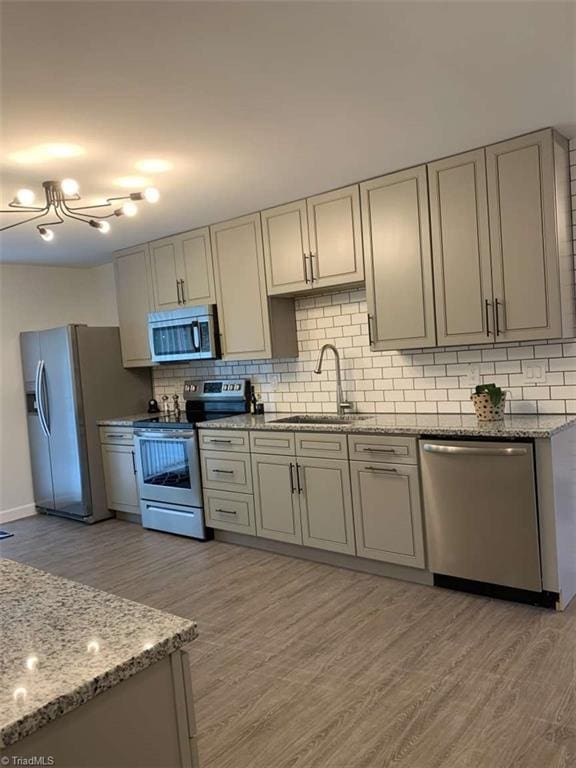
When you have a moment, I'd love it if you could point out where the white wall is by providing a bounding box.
[154,139,576,416]
[0,262,118,521]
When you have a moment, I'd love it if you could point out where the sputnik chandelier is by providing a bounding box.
[0,179,160,242]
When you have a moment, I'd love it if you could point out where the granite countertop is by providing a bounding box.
[0,559,197,749]
[98,413,151,427]
[195,412,576,438]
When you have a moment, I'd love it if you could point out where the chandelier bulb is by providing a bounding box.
[16,188,35,206]
[121,201,138,217]
[38,227,54,242]
[144,187,160,204]
[98,221,111,234]
[61,178,79,196]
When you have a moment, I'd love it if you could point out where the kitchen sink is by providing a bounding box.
[271,414,372,425]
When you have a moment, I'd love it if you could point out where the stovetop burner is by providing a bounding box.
[133,412,238,429]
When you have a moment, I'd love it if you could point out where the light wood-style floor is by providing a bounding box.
[3,515,575,768]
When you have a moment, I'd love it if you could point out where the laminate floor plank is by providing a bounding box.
[2,515,575,768]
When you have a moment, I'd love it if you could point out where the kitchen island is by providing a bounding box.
[0,559,199,767]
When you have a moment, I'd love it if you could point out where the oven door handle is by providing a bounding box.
[135,430,197,439]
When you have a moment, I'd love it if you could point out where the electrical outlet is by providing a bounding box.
[522,360,547,385]
[464,364,481,387]
[268,374,280,388]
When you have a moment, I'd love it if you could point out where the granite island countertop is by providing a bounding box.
[0,559,197,749]
[195,412,576,439]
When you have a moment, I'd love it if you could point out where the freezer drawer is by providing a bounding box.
[419,440,542,592]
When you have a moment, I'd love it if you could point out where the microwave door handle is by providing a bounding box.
[192,321,201,352]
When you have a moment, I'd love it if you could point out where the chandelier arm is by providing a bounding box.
[61,201,116,220]
[3,202,47,213]
[0,207,51,232]
[59,206,99,226]
[67,195,130,212]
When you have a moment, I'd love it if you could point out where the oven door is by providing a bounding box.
[134,430,202,507]
[148,314,217,363]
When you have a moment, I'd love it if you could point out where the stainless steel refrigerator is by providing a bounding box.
[20,325,151,523]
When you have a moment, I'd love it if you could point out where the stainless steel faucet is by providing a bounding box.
[314,344,352,415]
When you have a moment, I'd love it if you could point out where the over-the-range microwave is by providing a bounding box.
[148,305,220,363]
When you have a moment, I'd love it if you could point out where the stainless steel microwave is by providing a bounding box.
[148,306,220,363]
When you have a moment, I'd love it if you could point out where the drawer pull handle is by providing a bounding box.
[215,508,237,515]
[208,438,233,444]
[212,469,234,474]
[361,447,396,453]
[364,466,398,473]
[105,433,131,439]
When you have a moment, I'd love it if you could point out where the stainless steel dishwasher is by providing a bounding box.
[419,440,543,595]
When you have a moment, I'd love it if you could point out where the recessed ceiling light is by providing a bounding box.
[113,176,150,188]
[135,159,173,173]
[8,143,85,164]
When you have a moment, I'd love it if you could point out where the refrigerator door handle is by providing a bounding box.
[39,359,51,436]
[35,360,49,437]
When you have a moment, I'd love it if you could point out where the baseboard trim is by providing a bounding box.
[0,504,38,524]
[214,530,433,586]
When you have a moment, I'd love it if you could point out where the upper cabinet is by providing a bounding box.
[428,149,493,346]
[114,245,155,367]
[262,184,363,296]
[427,129,574,347]
[210,213,298,361]
[361,166,437,351]
[149,227,215,311]
[485,129,574,342]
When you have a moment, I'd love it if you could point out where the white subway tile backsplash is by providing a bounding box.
[153,140,576,415]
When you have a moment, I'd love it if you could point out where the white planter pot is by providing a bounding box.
[471,391,507,422]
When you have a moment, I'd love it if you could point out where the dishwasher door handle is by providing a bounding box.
[422,444,528,457]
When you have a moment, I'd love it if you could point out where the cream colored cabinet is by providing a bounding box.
[350,461,425,568]
[210,213,298,360]
[251,445,355,554]
[428,149,493,346]
[428,130,574,346]
[297,457,355,555]
[252,453,302,544]
[486,129,574,342]
[261,200,310,294]
[114,244,155,367]
[361,166,436,351]
[262,185,363,296]
[150,227,215,311]
[100,430,139,517]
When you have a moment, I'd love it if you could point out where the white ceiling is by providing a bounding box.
[1,0,575,266]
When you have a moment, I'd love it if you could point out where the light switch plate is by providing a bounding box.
[522,360,547,385]
[464,364,481,387]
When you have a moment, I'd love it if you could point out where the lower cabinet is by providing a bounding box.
[252,454,302,544]
[101,442,139,516]
[204,488,256,535]
[251,453,355,554]
[350,461,425,568]
[297,457,355,555]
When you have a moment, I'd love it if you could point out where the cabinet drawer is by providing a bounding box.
[250,431,295,456]
[348,434,417,465]
[295,432,348,460]
[99,425,134,445]
[204,488,256,535]
[201,450,252,493]
[199,430,249,452]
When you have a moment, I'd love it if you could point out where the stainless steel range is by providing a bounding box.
[133,379,250,538]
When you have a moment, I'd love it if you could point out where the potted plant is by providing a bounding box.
[471,383,507,422]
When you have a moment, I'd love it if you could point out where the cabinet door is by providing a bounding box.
[486,129,562,342]
[180,227,216,305]
[307,185,364,290]
[361,166,436,350]
[210,214,273,360]
[252,454,302,544]
[298,457,355,555]
[114,245,155,367]
[101,443,139,514]
[149,237,182,310]
[261,200,310,295]
[350,462,425,568]
[428,149,494,345]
